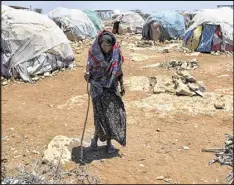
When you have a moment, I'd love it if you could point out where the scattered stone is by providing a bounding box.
[188,83,199,91]
[183,146,190,150]
[10,128,14,131]
[2,81,8,86]
[31,76,40,81]
[163,48,169,53]
[61,68,65,71]
[44,72,51,77]
[214,102,225,109]
[176,81,195,97]
[139,164,145,167]
[156,128,161,132]
[156,176,164,180]
[42,135,89,165]
[32,150,40,155]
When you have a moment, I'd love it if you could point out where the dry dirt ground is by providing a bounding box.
[1,34,233,184]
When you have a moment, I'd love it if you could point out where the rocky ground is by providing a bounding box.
[1,34,233,184]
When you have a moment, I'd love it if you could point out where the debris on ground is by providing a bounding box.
[159,59,199,70]
[1,159,99,184]
[202,134,233,184]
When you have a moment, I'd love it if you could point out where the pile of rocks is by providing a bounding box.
[153,70,205,97]
[158,59,199,70]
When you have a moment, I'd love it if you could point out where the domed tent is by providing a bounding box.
[47,7,97,41]
[1,7,74,82]
[112,11,144,34]
[142,10,186,42]
[184,8,233,52]
[1,5,14,13]
[83,9,104,31]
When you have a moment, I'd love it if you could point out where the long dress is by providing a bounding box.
[92,88,126,146]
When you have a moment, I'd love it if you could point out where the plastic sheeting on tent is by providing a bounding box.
[83,9,104,31]
[47,7,97,40]
[185,7,233,50]
[95,11,113,21]
[113,11,144,33]
[143,10,186,39]
[1,5,14,13]
[1,7,74,82]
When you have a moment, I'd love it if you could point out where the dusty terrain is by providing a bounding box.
[1,34,233,184]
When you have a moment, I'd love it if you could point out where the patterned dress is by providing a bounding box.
[92,88,126,146]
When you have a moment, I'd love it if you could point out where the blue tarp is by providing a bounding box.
[196,24,216,52]
[145,10,186,39]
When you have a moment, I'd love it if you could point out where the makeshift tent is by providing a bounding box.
[95,10,113,21]
[112,11,144,34]
[142,10,186,41]
[184,7,233,52]
[83,9,104,31]
[1,7,74,82]
[47,7,97,41]
[2,5,14,13]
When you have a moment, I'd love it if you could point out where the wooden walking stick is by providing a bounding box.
[80,80,91,161]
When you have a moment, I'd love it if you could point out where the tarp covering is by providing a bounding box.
[47,7,97,40]
[95,10,113,21]
[113,11,144,33]
[185,7,233,49]
[1,7,74,82]
[1,5,14,13]
[83,9,104,31]
[144,10,186,39]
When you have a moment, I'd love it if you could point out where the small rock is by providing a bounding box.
[61,68,65,71]
[156,128,160,132]
[44,72,51,77]
[48,104,54,107]
[176,82,195,96]
[32,150,40,154]
[163,48,169,53]
[10,128,14,131]
[183,146,189,150]
[139,164,145,167]
[156,176,164,180]
[214,103,225,109]
[24,136,28,139]
[188,83,199,91]
[2,81,8,86]
[31,76,40,81]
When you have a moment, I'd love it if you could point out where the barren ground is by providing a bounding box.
[2,34,233,184]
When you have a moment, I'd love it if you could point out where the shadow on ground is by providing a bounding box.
[71,145,121,165]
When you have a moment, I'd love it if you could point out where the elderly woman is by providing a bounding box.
[84,30,126,154]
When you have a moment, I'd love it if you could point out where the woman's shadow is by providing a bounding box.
[71,142,121,165]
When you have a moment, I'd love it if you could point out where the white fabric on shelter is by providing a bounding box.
[1,7,74,82]
[47,7,97,39]
[186,7,233,46]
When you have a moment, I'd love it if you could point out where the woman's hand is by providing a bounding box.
[84,72,90,82]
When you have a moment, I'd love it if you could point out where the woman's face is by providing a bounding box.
[101,41,112,53]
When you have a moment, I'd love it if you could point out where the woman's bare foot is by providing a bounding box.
[90,136,98,151]
[107,140,117,154]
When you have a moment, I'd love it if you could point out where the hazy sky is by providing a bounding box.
[2,1,233,14]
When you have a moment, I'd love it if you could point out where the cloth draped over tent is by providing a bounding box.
[1,6,74,82]
[184,7,233,52]
[47,7,97,40]
[143,10,186,40]
[83,9,104,31]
